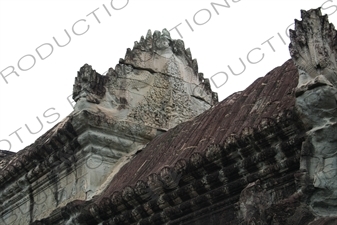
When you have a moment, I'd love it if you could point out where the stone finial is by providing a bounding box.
[73,64,109,104]
[289,8,337,96]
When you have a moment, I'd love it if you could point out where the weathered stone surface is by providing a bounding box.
[290,8,337,218]
[239,180,271,224]
[309,217,337,225]
[0,150,15,170]
[2,8,337,225]
[289,8,337,95]
[94,58,301,194]
[73,28,217,131]
[35,58,302,225]
[0,29,217,225]
[2,57,304,225]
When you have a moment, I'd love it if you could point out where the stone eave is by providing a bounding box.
[83,109,306,225]
[31,108,306,224]
[0,116,78,186]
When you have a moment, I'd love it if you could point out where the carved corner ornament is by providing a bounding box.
[290,8,337,217]
[289,8,337,96]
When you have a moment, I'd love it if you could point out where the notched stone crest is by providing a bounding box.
[289,8,337,96]
[72,28,218,131]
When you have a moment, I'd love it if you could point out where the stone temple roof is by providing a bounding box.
[98,58,300,194]
[33,58,309,224]
[3,7,337,225]
[2,44,310,225]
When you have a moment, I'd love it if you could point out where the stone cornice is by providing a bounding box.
[0,117,79,189]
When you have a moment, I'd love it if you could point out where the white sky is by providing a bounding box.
[0,0,336,152]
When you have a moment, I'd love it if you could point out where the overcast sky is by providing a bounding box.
[0,0,336,152]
